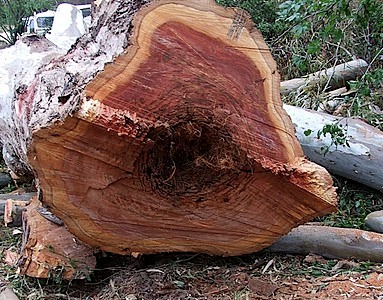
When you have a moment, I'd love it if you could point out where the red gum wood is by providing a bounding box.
[32,117,335,255]
[88,22,297,163]
[27,0,337,256]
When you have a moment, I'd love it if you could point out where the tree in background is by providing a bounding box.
[215,0,283,41]
[0,0,54,45]
[55,0,92,4]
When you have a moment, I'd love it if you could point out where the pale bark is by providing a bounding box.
[0,36,65,178]
[269,225,383,262]
[280,59,368,95]
[284,104,383,192]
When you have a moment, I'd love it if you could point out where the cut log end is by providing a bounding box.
[22,0,337,257]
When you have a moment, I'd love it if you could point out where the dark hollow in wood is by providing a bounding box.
[139,121,253,198]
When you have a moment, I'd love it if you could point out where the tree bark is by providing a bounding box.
[280,59,368,95]
[18,196,96,279]
[284,104,383,192]
[0,35,66,180]
[268,225,383,262]
[0,0,336,258]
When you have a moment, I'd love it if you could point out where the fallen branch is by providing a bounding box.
[284,104,383,192]
[280,59,368,95]
[268,225,383,262]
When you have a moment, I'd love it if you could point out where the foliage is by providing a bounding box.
[215,0,286,41]
[318,177,383,229]
[304,121,350,156]
[344,68,383,130]
[0,0,54,45]
[216,0,382,84]
[275,0,383,78]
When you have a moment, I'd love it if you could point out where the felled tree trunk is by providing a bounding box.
[280,59,368,95]
[284,104,383,192]
[269,225,383,262]
[0,0,336,260]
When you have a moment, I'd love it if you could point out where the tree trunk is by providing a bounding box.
[0,0,336,258]
[269,225,383,262]
[284,104,383,192]
[280,59,368,95]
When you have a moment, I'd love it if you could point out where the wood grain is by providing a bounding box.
[27,0,337,256]
[18,197,96,279]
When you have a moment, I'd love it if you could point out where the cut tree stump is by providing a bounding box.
[0,0,337,260]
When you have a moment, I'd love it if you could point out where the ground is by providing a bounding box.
[89,252,383,300]
[1,220,383,299]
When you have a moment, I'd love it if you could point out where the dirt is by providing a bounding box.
[92,253,383,300]
[5,252,378,300]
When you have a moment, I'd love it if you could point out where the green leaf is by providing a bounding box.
[304,129,313,136]
[173,280,185,288]
[307,40,321,54]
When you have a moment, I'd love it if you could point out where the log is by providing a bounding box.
[0,287,19,300]
[280,59,368,95]
[0,0,336,259]
[0,192,36,202]
[284,104,383,192]
[0,35,65,180]
[268,225,383,262]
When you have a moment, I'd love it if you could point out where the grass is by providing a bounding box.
[0,235,379,299]
[317,176,383,229]
[0,222,22,291]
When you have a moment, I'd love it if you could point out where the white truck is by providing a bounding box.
[25,4,91,35]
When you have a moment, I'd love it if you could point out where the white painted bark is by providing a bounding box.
[0,37,65,177]
[285,104,383,191]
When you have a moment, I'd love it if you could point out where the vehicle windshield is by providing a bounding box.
[81,8,91,18]
[37,16,54,28]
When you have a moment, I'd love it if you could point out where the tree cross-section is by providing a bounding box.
[17,0,337,256]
